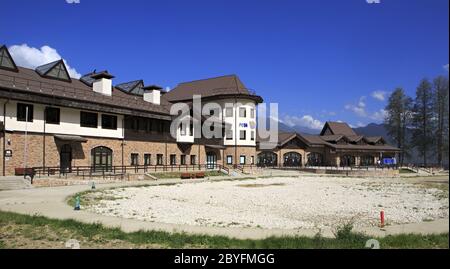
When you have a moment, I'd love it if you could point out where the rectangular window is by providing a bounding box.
[190,155,196,165]
[102,114,117,130]
[45,107,60,125]
[80,111,98,128]
[225,107,233,117]
[157,154,164,165]
[240,155,246,165]
[251,131,255,141]
[170,154,176,165]
[131,153,139,166]
[17,103,33,122]
[226,129,233,140]
[227,155,233,165]
[180,124,186,136]
[181,155,186,165]
[146,119,153,133]
[157,121,164,133]
[189,123,193,136]
[239,107,246,118]
[240,130,246,140]
[127,117,139,131]
[250,108,255,118]
[251,156,255,165]
[144,154,151,166]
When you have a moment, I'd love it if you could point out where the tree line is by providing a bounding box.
[384,75,449,167]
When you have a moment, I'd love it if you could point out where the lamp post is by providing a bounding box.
[23,106,28,179]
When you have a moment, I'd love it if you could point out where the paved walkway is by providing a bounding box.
[0,178,448,240]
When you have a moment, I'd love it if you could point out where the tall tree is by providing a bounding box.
[411,79,434,166]
[384,88,413,165]
[432,76,449,167]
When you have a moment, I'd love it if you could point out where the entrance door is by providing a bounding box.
[206,152,217,169]
[91,146,113,172]
[60,144,72,173]
[283,152,302,167]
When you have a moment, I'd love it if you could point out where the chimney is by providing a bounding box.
[91,71,115,96]
[143,85,163,105]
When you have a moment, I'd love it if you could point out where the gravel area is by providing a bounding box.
[85,176,449,230]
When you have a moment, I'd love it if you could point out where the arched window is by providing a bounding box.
[307,152,323,166]
[91,146,113,172]
[283,152,302,167]
[257,152,278,167]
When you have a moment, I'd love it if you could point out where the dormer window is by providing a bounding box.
[0,45,18,72]
[35,60,71,82]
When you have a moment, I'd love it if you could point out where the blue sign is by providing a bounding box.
[239,123,248,128]
[383,158,396,165]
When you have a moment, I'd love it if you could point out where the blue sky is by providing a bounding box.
[1,0,448,129]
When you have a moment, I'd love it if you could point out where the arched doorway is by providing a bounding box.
[206,152,217,169]
[340,155,356,167]
[307,152,323,166]
[91,146,113,172]
[257,152,278,167]
[283,152,302,167]
[60,144,72,173]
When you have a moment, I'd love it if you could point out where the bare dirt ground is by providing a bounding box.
[85,175,449,230]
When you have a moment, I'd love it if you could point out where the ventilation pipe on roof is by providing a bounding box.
[91,71,115,96]
[143,85,162,105]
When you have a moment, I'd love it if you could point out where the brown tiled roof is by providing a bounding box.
[301,134,328,145]
[165,74,263,103]
[347,135,364,143]
[320,121,357,136]
[330,143,400,152]
[258,130,400,152]
[364,136,385,144]
[321,135,346,142]
[0,66,172,119]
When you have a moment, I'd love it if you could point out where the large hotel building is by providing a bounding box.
[0,45,400,176]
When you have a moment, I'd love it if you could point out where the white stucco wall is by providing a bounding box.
[216,98,257,147]
[1,100,124,139]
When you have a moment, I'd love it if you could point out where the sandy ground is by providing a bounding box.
[86,176,449,230]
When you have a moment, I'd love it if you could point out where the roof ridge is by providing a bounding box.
[178,74,238,85]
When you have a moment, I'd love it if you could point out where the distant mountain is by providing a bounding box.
[260,118,320,135]
[278,122,320,135]
[353,123,392,143]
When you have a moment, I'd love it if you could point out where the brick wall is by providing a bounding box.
[0,131,234,176]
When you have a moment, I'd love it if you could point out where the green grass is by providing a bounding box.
[149,170,226,179]
[0,211,447,249]
[400,168,417,174]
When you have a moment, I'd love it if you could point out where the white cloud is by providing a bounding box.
[282,115,324,130]
[345,96,368,117]
[370,109,387,122]
[371,90,387,101]
[8,44,81,78]
[444,64,449,72]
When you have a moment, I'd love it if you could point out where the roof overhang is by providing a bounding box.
[54,135,88,143]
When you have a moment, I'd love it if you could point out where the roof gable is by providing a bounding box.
[278,132,310,148]
[165,74,256,102]
[35,60,71,82]
[320,121,356,136]
[0,45,18,72]
[116,80,145,95]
